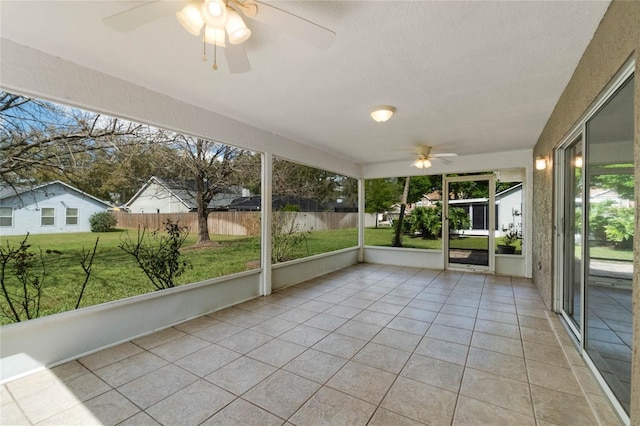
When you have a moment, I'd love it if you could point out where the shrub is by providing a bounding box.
[89,211,118,232]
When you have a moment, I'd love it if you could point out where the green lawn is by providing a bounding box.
[1,227,527,324]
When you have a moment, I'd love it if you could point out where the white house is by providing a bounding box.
[0,181,112,236]
[125,176,250,213]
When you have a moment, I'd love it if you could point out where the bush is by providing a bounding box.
[89,211,117,232]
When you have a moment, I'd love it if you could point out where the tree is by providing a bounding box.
[365,178,402,227]
[1,91,145,189]
[392,177,411,247]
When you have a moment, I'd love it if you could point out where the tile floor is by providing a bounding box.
[0,264,624,425]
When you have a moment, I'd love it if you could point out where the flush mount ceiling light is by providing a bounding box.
[370,106,396,123]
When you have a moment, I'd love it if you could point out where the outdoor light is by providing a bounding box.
[370,106,396,123]
[535,155,547,170]
[574,155,583,168]
[413,156,432,169]
[176,1,205,36]
[226,9,252,44]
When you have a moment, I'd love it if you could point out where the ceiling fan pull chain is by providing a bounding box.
[202,25,208,62]
[212,42,218,70]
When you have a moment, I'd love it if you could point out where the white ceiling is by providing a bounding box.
[0,0,610,167]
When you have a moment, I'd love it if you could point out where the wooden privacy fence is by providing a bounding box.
[112,211,371,236]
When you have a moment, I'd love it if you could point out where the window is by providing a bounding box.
[66,208,78,225]
[0,207,12,227]
[41,208,55,226]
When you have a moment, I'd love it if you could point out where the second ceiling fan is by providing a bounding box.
[103,0,336,73]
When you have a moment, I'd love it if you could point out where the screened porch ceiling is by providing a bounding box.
[0,0,610,171]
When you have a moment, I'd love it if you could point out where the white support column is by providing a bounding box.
[358,178,365,262]
[261,152,273,296]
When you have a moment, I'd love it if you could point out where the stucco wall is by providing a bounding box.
[531,0,639,421]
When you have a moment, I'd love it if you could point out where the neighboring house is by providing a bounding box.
[125,176,250,213]
[228,196,324,212]
[0,181,112,236]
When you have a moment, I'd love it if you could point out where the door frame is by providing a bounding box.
[444,174,495,273]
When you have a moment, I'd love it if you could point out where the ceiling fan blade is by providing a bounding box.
[223,43,251,73]
[248,1,335,50]
[432,153,458,158]
[103,1,185,32]
[433,157,453,164]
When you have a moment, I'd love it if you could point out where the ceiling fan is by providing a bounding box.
[412,145,457,169]
[103,0,336,74]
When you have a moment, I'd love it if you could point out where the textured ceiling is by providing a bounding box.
[0,0,610,166]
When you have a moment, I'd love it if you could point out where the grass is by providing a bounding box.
[1,226,529,324]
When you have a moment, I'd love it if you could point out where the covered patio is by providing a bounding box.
[1,265,620,425]
[1,0,639,425]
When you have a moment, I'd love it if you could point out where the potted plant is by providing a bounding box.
[497,229,521,254]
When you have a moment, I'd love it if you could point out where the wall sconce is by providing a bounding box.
[574,155,583,168]
[535,155,547,170]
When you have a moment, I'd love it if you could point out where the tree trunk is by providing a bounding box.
[375,211,379,229]
[392,177,411,247]
[195,169,211,245]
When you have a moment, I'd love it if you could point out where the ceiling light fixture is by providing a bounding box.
[413,156,432,169]
[370,106,396,123]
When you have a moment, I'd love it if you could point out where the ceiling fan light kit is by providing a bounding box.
[176,2,205,36]
[177,0,251,44]
[204,25,226,47]
[370,106,396,123]
[225,8,252,44]
[413,156,432,169]
[201,0,228,27]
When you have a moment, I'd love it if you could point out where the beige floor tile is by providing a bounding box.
[466,347,527,382]
[385,317,430,335]
[283,349,347,384]
[397,306,437,323]
[368,301,404,315]
[574,366,605,395]
[409,299,444,312]
[353,342,411,374]
[453,395,535,426]
[38,390,139,426]
[303,313,348,331]
[117,364,198,409]
[217,329,273,354]
[474,318,521,339]
[201,398,284,426]
[327,361,395,404]
[275,308,318,324]
[224,311,271,328]
[118,411,161,426]
[415,337,469,365]
[7,362,88,400]
[79,342,144,370]
[174,343,241,377]
[335,320,383,340]
[371,328,422,352]
[174,315,219,333]
[0,401,30,425]
[381,376,457,425]
[434,313,476,330]
[205,356,276,395]
[440,304,479,318]
[340,297,374,309]
[520,326,558,346]
[522,341,569,368]
[243,370,320,419]
[323,304,362,319]
[518,315,552,331]
[16,372,111,424]
[297,300,334,313]
[132,327,186,350]
[530,384,598,426]
[0,385,12,407]
[588,393,624,426]
[379,294,413,306]
[312,333,367,359]
[460,368,533,416]
[279,324,329,347]
[93,352,168,388]
[149,334,211,362]
[426,324,472,345]
[193,322,244,343]
[478,301,517,314]
[246,338,306,368]
[146,380,235,426]
[289,386,376,426]
[368,408,426,426]
[471,332,523,357]
[352,310,395,326]
[477,309,518,325]
[526,359,582,396]
[400,354,463,392]
[250,318,298,337]
[517,307,548,319]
